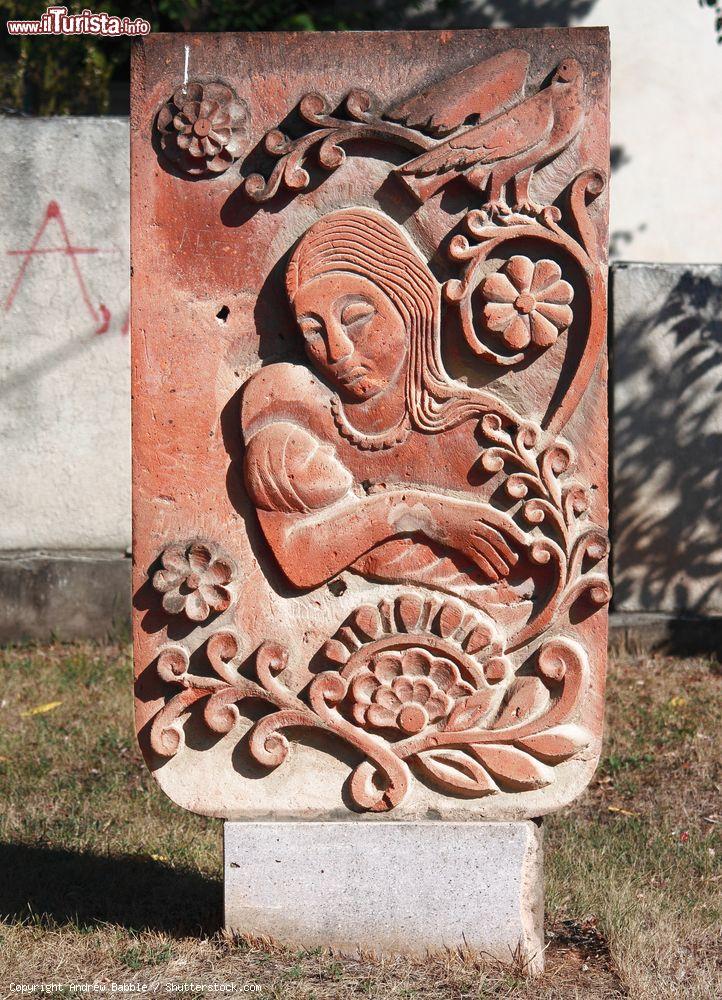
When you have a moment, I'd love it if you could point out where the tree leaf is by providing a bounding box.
[469,744,553,790]
[414,749,498,796]
[444,689,494,732]
[21,701,62,718]
[515,725,590,764]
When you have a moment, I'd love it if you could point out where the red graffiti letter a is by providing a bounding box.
[4,201,110,334]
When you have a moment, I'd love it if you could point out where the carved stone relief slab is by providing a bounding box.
[131,30,610,819]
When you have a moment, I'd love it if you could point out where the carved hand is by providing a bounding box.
[386,491,524,582]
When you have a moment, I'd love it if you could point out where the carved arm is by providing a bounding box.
[257,489,529,590]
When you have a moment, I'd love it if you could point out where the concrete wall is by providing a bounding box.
[577,0,722,263]
[0,118,130,552]
[1,51,721,639]
[612,263,722,616]
[0,118,130,641]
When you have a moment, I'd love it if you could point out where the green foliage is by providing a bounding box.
[0,0,443,115]
[1,1,117,114]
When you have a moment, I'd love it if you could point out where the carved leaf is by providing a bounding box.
[444,689,494,732]
[396,594,424,631]
[464,623,493,654]
[436,601,464,638]
[515,724,590,764]
[414,749,498,796]
[323,639,350,666]
[352,605,383,641]
[469,744,553,791]
[493,675,550,729]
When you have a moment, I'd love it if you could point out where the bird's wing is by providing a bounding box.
[399,88,554,177]
[386,49,529,138]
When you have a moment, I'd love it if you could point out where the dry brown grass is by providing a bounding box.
[0,642,719,998]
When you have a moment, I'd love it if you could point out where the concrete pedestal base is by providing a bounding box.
[224,820,544,972]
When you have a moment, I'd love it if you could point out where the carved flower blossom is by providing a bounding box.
[350,649,475,735]
[152,542,235,621]
[157,82,247,176]
[482,256,574,350]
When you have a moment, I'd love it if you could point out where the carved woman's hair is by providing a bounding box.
[287,207,518,432]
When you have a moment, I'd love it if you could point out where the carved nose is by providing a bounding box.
[326,322,353,363]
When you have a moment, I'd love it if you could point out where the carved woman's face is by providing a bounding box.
[292,273,408,401]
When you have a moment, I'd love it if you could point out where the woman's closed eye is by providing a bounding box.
[341,301,375,330]
[299,316,323,341]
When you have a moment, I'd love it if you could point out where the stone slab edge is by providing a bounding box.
[224,820,544,971]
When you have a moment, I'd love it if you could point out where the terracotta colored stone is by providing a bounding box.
[131,29,610,820]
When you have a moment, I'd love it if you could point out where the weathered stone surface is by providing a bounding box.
[132,30,610,820]
[0,118,130,552]
[224,820,543,967]
[0,550,130,643]
[613,263,722,616]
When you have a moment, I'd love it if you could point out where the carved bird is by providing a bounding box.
[395,58,585,215]
[385,48,530,138]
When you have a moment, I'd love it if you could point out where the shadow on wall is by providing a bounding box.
[612,265,722,615]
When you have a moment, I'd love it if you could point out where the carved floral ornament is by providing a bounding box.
[152,542,236,622]
[481,256,574,351]
[143,43,610,812]
[150,596,597,810]
[157,82,248,176]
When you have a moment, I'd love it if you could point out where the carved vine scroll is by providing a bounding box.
[151,602,593,810]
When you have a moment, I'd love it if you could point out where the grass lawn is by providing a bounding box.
[0,642,719,998]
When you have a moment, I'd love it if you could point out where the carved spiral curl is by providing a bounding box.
[154,720,183,757]
[264,130,292,155]
[538,643,571,683]
[204,689,242,734]
[299,92,329,121]
[349,759,411,812]
[346,89,374,119]
[543,443,573,479]
[318,137,346,169]
[244,172,272,201]
[506,474,529,499]
[157,646,189,685]
[248,711,305,767]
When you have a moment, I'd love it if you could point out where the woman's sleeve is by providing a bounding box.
[244,421,354,515]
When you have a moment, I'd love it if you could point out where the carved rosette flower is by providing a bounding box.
[350,648,475,735]
[481,256,573,350]
[152,542,235,621]
[157,82,247,176]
